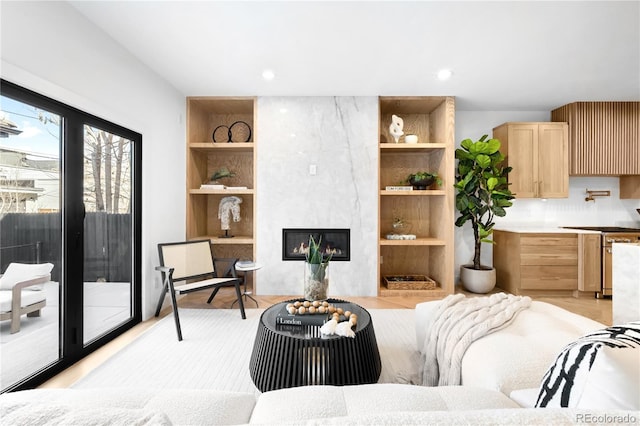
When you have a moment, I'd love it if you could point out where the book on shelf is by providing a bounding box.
[275,306,328,327]
[385,186,413,191]
[200,184,225,190]
[199,184,249,191]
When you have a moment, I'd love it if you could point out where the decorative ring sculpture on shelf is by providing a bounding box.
[212,121,252,143]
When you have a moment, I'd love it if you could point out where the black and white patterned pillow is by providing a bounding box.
[535,322,640,408]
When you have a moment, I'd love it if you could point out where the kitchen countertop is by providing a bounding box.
[494,226,602,234]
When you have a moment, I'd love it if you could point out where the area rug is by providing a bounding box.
[72,308,420,394]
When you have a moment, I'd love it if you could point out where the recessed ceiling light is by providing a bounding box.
[262,69,275,81]
[437,69,453,81]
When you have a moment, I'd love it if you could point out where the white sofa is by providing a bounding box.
[2,296,638,424]
[1,384,631,425]
[415,297,640,411]
[414,298,606,397]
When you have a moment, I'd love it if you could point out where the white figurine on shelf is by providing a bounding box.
[389,114,404,143]
[218,196,243,237]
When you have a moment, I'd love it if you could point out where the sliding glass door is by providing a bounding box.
[0,95,62,391]
[0,79,141,392]
[82,125,134,344]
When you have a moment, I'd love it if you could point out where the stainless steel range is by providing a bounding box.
[564,227,640,297]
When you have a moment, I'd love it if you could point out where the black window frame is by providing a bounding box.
[0,78,142,392]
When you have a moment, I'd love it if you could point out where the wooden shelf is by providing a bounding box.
[210,236,254,245]
[380,237,446,246]
[380,190,445,196]
[189,142,254,152]
[379,287,448,297]
[189,188,255,195]
[188,236,254,244]
[380,143,446,150]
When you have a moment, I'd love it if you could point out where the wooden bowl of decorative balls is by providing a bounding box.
[286,300,358,327]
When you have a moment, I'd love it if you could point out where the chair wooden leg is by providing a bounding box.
[234,281,246,320]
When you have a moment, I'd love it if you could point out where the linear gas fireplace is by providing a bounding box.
[282,228,350,261]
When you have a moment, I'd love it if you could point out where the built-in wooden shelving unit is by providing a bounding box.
[377,96,455,297]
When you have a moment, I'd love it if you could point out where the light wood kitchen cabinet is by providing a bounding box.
[493,122,569,198]
[551,101,639,176]
[494,230,600,297]
[620,176,640,199]
[578,233,601,292]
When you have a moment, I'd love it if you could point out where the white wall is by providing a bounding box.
[1,1,186,319]
[455,111,640,287]
[256,97,379,296]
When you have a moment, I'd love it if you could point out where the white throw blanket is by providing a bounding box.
[421,292,532,387]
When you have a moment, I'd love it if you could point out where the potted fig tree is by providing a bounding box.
[454,135,514,293]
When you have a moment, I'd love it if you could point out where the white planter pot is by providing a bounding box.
[460,265,496,294]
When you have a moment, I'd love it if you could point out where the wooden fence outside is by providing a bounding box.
[0,212,131,282]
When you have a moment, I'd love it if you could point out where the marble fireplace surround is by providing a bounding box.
[257,97,378,297]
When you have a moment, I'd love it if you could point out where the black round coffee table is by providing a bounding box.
[249,298,381,392]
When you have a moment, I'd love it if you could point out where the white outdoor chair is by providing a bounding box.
[0,262,53,334]
[155,240,246,341]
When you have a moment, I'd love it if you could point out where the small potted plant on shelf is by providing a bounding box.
[209,167,235,183]
[200,167,236,189]
[304,235,332,301]
[406,171,442,190]
[454,134,514,293]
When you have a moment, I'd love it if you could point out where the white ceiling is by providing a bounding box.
[69,1,640,111]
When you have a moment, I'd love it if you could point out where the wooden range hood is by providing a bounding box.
[551,101,640,199]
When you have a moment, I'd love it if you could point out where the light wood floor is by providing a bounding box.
[39,288,611,389]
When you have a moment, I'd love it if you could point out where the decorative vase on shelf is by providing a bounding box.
[303,234,332,301]
[304,261,329,301]
[389,114,404,143]
[392,217,412,234]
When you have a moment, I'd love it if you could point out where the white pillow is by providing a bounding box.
[509,388,540,408]
[576,346,640,410]
[535,322,640,408]
[0,263,54,290]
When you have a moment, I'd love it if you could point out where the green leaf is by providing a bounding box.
[476,154,491,168]
[460,138,473,151]
[484,138,501,155]
[487,177,498,190]
[495,199,513,208]
[456,194,470,211]
[478,225,492,239]
[455,213,472,227]
[492,205,507,217]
